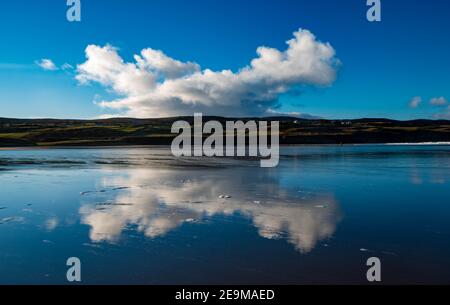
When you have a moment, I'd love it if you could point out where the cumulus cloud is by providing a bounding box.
[429,96,448,106]
[76,29,339,117]
[408,96,422,108]
[36,58,58,71]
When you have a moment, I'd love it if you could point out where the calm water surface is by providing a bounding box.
[0,145,449,284]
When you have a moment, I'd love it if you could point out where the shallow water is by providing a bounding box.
[0,145,449,284]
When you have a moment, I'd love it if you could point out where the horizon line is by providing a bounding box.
[1,116,449,123]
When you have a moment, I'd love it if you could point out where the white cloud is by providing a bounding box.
[433,112,450,120]
[76,29,339,117]
[429,96,448,106]
[266,108,321,119]
[36,58,58,71]
[432,104,450,120]
[61,63,74,70]
[408,96,422,108]
[76,44,157,97]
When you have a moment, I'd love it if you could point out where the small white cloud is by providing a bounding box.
[433,112,450,120]
[36,59,58,71]
[266,108,321,119]
[432,104,450,120]
[408,96,422,108]
[61,63,74,70]
[429,97,448,106]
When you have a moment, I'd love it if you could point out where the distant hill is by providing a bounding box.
[1,116,450,147]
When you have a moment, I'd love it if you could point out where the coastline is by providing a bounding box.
[2,142,450,151]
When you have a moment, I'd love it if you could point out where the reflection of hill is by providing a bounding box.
[1,117,450,146]
[80,168,341,253]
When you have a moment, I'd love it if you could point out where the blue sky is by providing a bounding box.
[0,0,449,119]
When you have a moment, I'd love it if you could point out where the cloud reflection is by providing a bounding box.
[80,168,341,253]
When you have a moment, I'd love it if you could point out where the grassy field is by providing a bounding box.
[1,117,450,147]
